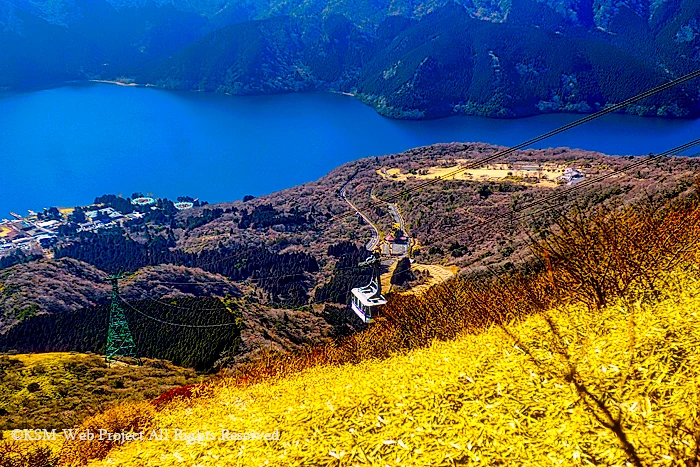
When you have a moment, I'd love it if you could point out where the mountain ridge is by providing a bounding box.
[2,0,699,118]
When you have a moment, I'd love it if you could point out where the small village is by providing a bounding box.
[0,196,194,260]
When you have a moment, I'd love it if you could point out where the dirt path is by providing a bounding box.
[377,162,565,188]
[379,262,457,296]
[380,261,398,293]
[406,264,459,295]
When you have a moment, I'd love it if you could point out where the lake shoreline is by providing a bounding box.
[3,79,698,124]
[2,84,699,217]
[79,80,700,123]
[89,79,150,88]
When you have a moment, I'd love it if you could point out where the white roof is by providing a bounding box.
[36,220,59,228]
[351,288,387,307]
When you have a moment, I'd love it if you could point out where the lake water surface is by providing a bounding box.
[1,83,699,217]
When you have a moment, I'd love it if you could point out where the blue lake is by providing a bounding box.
[1,83,699,217]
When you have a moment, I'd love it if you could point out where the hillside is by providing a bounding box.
[2,0,699,118]
[0,259,339,370]
[3,175,700,466]
[2,143,699,371]
[73,268,700,466]
[0,352,204,431]
[182,142,700,273]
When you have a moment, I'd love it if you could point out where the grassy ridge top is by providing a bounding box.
[92,270,700,466]
[0,352,204,431]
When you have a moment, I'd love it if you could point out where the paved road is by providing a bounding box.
[387,203,411,258]
[340,187,380,251]
[387,203,405,234]
[340,183,411,257]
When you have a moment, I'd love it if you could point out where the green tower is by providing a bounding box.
[105,274,140,365]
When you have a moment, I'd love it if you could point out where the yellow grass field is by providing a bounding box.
[89,270,700,467]
[377,161,567,187]
[8,352,86,367]
[1,429,63,459]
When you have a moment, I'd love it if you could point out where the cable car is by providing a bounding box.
[350,250,386,323]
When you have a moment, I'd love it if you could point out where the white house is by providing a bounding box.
[560,168,585,185]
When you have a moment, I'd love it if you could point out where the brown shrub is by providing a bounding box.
[59,402,155,466]
[151,383,213,410]
[228,194,700,393]
[531,197,700,310]
[0,441,58,467]
[227,265,553,387]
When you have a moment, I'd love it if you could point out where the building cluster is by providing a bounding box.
[0,206,142,257]
[76,207,144,233]
[1,214,58,256]
[0,193,197,260]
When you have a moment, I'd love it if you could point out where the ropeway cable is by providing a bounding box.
[137,292,229,312]
[328,140,700,288]
[124,136,700,298]
[119,296,240,328]
[133,69,700,288]
[424,138,700,245]
[120,71,700,302]
[330,68,700,223]
[348,137,700,288]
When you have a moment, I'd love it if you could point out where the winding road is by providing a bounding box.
[340,180,456,296]
[339,186,380,251]
[387,203,405,234]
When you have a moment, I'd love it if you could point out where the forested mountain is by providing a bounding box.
[2,143,699,369]
[0,257,338,370]
[1,0,699,117]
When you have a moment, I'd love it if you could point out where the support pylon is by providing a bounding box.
[105,274,140,365]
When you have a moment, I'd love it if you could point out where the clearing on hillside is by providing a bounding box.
[377,161,570,187]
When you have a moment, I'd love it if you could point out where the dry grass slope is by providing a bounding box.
[90,269,700,466]
[0,352,203,431]
[5,188,700,467]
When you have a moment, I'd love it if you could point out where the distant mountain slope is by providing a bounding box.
[0,2,95,90]
[2,0,699,118]
[364,2,700,117]
[138,2,700,118]
[0,0,208,89]
[138,16,317,94]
